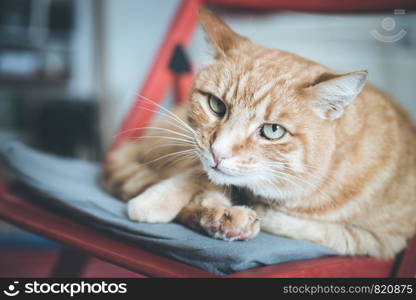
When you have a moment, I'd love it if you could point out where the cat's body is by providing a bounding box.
[103,9,416,258]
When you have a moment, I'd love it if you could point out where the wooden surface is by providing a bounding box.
[0,190,216,278]
[0,248,144,278]
[397,235,416,278]
[1,188,409,278]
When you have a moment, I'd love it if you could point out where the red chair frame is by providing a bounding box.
[1,0,416,278]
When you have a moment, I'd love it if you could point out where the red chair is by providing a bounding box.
[1,0,416,278]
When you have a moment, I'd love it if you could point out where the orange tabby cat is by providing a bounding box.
[102,9,416,258]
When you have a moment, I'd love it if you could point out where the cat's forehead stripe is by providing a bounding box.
[252,81,276,103]
[252,82,276,107]
[264,97,277,121]
[237,72,250,91]
[225,79,238,102]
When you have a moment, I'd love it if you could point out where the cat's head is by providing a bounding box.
[188,9,368,200]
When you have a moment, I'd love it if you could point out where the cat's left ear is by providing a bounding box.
[199,8,248,58]
[308,71,368,120]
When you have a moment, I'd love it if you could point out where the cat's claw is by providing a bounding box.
[200,206,260,241]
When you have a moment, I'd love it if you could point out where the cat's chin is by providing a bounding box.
[206,169,291,202]
[203,165,295,201]
[204,166,249,187]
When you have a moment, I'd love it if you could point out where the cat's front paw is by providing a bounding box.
[200,206,260,241]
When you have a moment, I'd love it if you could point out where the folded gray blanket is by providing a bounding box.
[0,140,334,275]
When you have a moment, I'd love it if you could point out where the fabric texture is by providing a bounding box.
[0,140,335,275]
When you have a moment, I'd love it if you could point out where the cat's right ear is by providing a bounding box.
[199,8,247,58]
[307,71,368,121]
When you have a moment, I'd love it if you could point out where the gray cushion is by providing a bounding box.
[0,140,335,275]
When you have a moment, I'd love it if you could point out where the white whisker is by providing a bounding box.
[116,125,194,142]
[136,105,195,136]
[141,149,198,166]
[133,135,196,145]
[263,162,332,202]
[136,95,196,134]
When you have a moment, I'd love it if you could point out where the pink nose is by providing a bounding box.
[210,146,230,167]
[212,152,222,166]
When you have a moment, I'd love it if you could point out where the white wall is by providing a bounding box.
[99,0,180,147]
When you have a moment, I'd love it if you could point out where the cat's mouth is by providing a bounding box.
[210,165,237,177]
[208,164,246,178]
[199,150,246,179]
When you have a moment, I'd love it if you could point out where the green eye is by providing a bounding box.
[260,124,286,140]
[208,95,226,116]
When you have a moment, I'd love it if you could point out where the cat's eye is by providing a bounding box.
[208,95,226,116]
[260,124,286,140]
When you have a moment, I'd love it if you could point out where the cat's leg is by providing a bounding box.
[177,191,261,241]
[127,172,198,223]
[102,141,161,201]
[255,205,403,258]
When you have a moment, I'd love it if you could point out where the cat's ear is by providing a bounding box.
[199,8,247,58]
[308,71,368,120]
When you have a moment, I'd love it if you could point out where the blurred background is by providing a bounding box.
[0,0,415,277]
